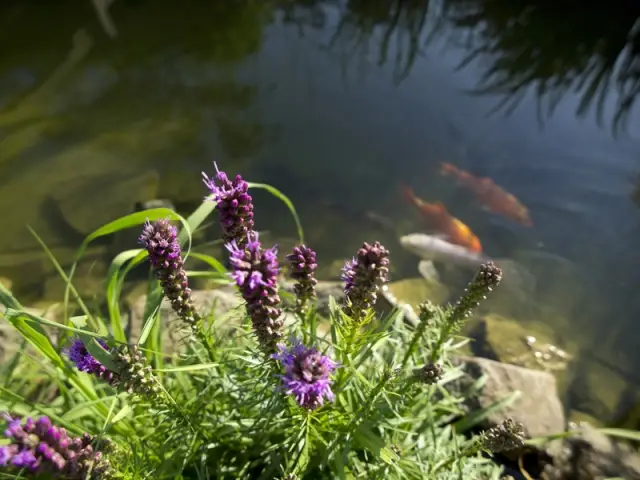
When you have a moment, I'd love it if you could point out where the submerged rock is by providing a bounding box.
[465,314,571,372]
[563,354,635,425]
[542,423,640,479]
[126,284,246,353]
[50,169,160,236]
[42,260,108,302]
[453,356,566,438]
[385,277,449,308]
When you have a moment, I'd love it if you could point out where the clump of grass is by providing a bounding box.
[0,163,525,479]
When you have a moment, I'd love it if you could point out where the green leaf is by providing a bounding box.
[138,282,163,347]
[187,251,227,274]
[597,428,640,442]
[154,363,219,373]
[3,309,65,368]
[106,249,147,342]
[247,182,304,244]
[178,195,217,247]
[453,390,522,433]
[0,281,21,310]
[27,226,96,330]
[65,208,190,324]
[111,404,134,424]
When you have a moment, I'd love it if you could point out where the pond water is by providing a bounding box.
[1,0,640,425]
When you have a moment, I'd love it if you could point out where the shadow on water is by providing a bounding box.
[2,0,640,425]
[302,0,640,136]
[445,0,640,137]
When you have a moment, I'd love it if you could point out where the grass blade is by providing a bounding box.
[247,182,304,244]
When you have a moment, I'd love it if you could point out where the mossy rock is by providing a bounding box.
[465,314,557,365]
[385,276,449,308]
[568,410,604,428]
[42,259,108,302]
[315,259,349,281]
[564,354,636,424]
[51,169,160,236]
[465,314,576,400]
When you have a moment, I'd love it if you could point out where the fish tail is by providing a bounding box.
[399,183,417,205]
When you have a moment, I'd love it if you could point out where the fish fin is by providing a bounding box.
[439,162,458,177]
[399,183,416,205]
[431,233,450,241]
[434,201,449,213]
[418,260,441,283]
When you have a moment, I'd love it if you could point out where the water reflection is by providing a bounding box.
[291,0,640,134]
[328,0,445,84]
[448,1,640,136]
[0,0,274,298]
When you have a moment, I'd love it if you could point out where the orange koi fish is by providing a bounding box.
[440,162,533,227]
[400,185,483,253]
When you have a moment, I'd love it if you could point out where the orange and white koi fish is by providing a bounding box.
[439,162,533,227]
[400,184,483,253]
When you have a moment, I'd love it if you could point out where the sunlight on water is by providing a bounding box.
[1,0,640,426]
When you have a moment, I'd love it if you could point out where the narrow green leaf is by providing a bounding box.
[187,251,227,274]
[111,404,134,424]
[65,209,190,325]
[247,182,304,244]
[178,196,217,246]
[27,226,96,330]
[154,363,219,373]
[453,390,522,433]
[106,249,146,342]
[0,281,21,310]
[3,310,64,368]
[138,283,163,347]
[596,428,640,442]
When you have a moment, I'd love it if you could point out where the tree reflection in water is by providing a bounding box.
[292,0,640,135]
[442,0,640,135]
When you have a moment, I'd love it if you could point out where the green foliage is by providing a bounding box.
[0,176,517,479]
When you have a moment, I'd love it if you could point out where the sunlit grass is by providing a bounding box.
[0,172,637,479]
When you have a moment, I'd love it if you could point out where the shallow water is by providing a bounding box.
[1,0,640,423]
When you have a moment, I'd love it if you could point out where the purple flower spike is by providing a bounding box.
[285,244,318,312]
[226,232,283,351]
[63,338,119,386]
[203,162,255,246]
[0,414,112,478]
[341,241,390,321]
[65,340,160,398]
[139,218,200,327]
[272,339,338,410]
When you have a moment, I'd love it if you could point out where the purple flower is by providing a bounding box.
[139,219,200,327]
[203,162,255,246]
[63,338,119,386]
[272,340,338,410]
[227,232,283,351]
[0,414,112,478]
[341,241,390,320]
[65,340,160,398]
[285,244,318,312]
[449,261,502,324]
